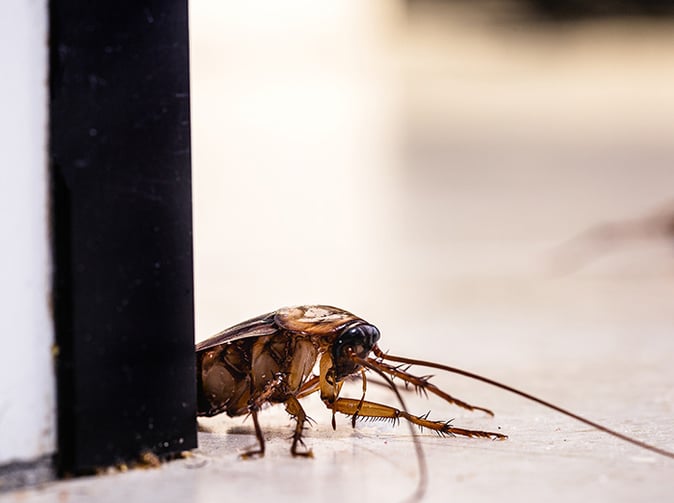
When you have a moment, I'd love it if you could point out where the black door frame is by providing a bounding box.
[50,0,197,474]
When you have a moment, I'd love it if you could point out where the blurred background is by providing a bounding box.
[189,1,674,501]
[191,0,674,370]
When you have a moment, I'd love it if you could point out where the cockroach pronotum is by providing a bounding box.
[196,305,674,500]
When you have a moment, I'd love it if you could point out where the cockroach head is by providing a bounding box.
[331,322,381,380]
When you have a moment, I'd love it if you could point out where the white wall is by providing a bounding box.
[0,0,54,465]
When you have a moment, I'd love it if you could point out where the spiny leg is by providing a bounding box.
[240,376,284,458]
[368,358,495,416]
[285,395,314,457]
[332,397,507,440]
[296,375,320,399]
[240,409,265,459]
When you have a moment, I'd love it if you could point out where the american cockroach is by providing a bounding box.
[196,305,674,498]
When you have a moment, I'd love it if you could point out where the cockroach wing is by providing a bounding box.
[195,311,278,351]
[274,305,362,335]
[195,305,365,351]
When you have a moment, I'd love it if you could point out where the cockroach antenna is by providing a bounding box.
[371,345,674,460]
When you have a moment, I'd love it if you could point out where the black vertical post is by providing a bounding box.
[50,1,197,474]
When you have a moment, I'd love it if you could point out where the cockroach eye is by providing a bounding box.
[362,324,380,347]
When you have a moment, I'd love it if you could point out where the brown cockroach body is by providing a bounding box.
[197,305,508,457]
[196,305,503,457]
[196,304,673,491]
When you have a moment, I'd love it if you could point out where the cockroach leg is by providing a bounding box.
[285,395,314,458]
[240,409,265,459]
[241,379,283,459]
[351,368,368,428]
[332,397,506,439]
[367,358,495,416]
[296,375,320,399]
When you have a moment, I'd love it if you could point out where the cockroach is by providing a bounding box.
[196,305,674,499]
